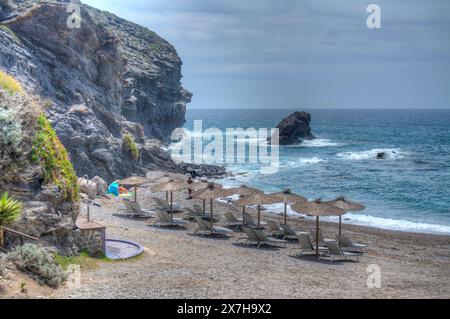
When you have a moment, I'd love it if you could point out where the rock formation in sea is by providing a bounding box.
[0,0,224,181]
[271,111,316,145]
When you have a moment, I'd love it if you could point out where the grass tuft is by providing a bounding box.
[31,114,79,201]
[0,70,24,95]
[122,132,140,160]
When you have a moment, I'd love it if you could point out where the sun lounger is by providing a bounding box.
[151,197,184,213]
[224,211,243,229]
[253,229,288,249]
[152,209,188,228]
[129,201,156,218]
[193,204,205,214]
[267,220,285,239]
[320,241,362,263]
[118,200,154,218]
[279,224,309,240]
[288,234,328,257]
[183,207,218,222]
[310,228,333,245]
[236,227,260,246]
[193,217,232,237]
[337,235,368,253]
[243,212,267,229]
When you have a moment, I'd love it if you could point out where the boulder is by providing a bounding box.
[91,176,108,197]
[271,111,315,145]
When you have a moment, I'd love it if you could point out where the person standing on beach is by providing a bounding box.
[187,176,194,199]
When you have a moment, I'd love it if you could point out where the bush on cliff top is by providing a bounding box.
[7,244,67,288]
[122,132,140,160]
[31,114,79,201]
[0,70,24,95]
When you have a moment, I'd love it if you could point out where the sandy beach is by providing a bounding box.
[61,178,450,299]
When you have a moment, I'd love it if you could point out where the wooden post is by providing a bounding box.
[316,216,320,259]
[134,186,137,203]
[339,215,342,236]
[242,206,246,225]
[203,199,206,214]
[170,191,174,221]
[87,201,91,222]
[284,203,288,225]
[258,205,261,229]
[210,198,214,228]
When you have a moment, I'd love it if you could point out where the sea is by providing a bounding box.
[179,109,450,235]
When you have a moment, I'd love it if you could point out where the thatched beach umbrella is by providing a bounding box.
[324,197,365,235]
[228,185,263,221]
[235,193,279,229]
[271,189,307,225]
[292,199,346,259]
[152,179,189,216]
[192,183,234,227]
[149,174,185,201]
[117,176,153,203]
[192,182,223,213]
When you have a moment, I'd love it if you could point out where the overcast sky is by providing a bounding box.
[83,0,450,109]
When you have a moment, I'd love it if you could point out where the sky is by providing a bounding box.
[82,0,450,109]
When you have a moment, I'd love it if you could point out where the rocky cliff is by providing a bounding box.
[0,78,80,255]
[0,0,219,181]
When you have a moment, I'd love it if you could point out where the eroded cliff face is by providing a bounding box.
[0,0,199,181]
[0,86,80,255]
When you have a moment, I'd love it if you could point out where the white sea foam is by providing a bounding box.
[337,148,408,161]
[300,139,343,148]
[285,157,325,167]
[261,204,450,235]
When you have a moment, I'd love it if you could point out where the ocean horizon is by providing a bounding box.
[182,108,450,235]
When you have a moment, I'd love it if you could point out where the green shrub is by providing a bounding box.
[0,107,22,152]
[0,193,22,248]
[7,244,67,288]
[0,70,24,95]
[0,192,22,227]
[31,114,79,201]
[122,132,139,160]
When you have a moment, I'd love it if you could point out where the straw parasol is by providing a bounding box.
[152,179,190,216]
[235,193,279,229]
[148,173,186,201]
[117,176,153,203]
[324,197,365,235]
[192,182,223,213]
[228,185,264,220]
[292,199,346,259]
[192,183,234,227]
[271,189,307,225]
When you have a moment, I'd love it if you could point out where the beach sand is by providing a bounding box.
[60,179,450,299]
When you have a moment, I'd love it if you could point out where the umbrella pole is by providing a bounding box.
[203,199,206,214]
[170,191,174,221]
[210,198,214,228]
[316,216,320,260]
[284,203,287,225]
[166,191,169,201]
[134,186,137,203]
[258,205,261,229]
[242,206,246,225]
[339,215,342,236]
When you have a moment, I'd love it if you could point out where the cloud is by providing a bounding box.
[82,0,450,109]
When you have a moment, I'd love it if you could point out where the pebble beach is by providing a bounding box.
[61,179,450,299]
